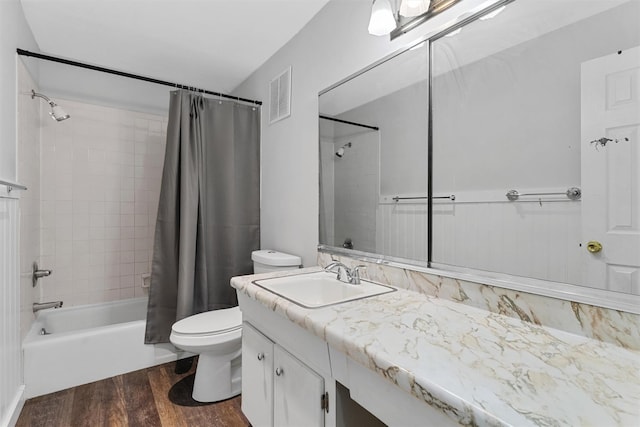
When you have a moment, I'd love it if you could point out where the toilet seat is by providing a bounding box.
[171,306,242,337]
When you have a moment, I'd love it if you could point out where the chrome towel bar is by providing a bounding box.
[392,194,456,202]
[506,187,581,201]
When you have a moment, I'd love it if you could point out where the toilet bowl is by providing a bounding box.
[169,306,242,403]
[170,249,301,403]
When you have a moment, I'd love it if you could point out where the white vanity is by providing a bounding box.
[232,267,640,426]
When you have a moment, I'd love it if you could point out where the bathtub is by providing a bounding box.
[23,297,184,398]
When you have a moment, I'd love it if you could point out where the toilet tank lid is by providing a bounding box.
[252,249,302,267]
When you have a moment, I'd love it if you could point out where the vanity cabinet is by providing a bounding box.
[242,322,325,427]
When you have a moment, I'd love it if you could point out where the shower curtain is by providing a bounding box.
[145,90,260,344]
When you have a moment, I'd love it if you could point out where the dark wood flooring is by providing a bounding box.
[16,358,250,427]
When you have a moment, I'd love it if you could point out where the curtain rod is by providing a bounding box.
[319,115,379,131]
[17,48,262,106]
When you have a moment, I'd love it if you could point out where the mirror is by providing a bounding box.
[319,0,640,297]
[431,0,640,293]
[320,42,429,261]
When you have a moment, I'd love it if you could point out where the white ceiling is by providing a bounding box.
[20,0,331,94]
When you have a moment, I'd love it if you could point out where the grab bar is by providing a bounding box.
[506,187,581,201]
[392,194,455,202]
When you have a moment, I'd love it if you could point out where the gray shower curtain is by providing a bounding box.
[145,90,260,344]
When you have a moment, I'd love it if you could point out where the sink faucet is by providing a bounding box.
[33,301,63,313]
[324,261,350,282]
[324,262,367,285]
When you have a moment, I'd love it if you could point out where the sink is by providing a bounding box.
[252,270,396,308]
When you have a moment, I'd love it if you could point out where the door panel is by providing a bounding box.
[241,322,274,427]
[581,46,640,293]
[273,345,324,427]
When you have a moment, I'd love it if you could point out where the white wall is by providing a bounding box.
[0,0,38,183]
[0,1,39,425]
[338,75,429,197]
[233,0,496,266]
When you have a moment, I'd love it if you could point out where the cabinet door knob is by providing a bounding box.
[275,367,284,376]
[257,352,264,361]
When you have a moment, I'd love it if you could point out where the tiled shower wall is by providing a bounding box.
[39,99,167,306]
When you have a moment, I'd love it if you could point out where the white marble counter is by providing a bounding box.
[231,267,640,427]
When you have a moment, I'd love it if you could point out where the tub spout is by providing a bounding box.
[33,301,63,313]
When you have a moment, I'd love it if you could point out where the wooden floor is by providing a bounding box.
[16,358,250,427]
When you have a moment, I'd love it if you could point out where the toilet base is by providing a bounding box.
[192,351,242,403]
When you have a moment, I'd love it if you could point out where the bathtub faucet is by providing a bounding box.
[33,301,63,313]
[32,262,53,287]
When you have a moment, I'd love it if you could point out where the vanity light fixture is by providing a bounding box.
[479,5,505,20]
[368,0,397,36]
[399,0,431,17]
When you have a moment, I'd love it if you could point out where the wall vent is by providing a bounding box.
[269,66,292,124]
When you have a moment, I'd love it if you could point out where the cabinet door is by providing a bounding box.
[242,322,274,427]
[273,346,325,427]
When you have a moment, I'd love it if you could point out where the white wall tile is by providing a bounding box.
[39,101,166,307]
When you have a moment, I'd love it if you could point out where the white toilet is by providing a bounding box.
[169,249,301,402]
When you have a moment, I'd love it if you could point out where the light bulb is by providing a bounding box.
[368,0,397,36]
[399,0,431,17]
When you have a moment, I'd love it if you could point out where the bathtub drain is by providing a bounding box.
[40,328,50,335]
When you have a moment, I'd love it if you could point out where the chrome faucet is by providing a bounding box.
[324,261,350,282]
[33,301,63,313]
[324,262,367,285]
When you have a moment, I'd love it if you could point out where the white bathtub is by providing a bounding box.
[23,297,183,398]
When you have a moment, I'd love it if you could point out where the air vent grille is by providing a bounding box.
[269,66,291,124]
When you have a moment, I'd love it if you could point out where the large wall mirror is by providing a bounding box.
[319,0,640,306]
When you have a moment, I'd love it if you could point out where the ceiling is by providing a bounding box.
[20,0,331,94]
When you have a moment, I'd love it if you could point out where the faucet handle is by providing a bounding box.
[350,265,366,284]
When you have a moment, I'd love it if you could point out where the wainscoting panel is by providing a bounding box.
[0,195,24,426]
[376,199,581,285]
[432,201,581,284]
[376,203,428,262]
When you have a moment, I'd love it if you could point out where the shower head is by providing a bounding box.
[50,104,70,122]
[31,90,70,122]
[335,142,352,158]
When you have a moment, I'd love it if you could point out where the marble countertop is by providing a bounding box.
[231,267,640,427]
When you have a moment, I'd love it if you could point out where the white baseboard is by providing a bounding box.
[1,385,25,427]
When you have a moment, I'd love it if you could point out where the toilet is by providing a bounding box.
[169,249,301,402]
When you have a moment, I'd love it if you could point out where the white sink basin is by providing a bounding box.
[252,271,396,308]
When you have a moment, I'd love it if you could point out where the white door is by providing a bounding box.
[273,345,325,427]
[581,46,640,294]
[241,323,274,427]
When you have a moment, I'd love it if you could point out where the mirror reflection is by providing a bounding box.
[431,0,639,293]
[319,0,640,296]
[320,44,429,260]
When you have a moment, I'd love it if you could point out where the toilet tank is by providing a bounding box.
[252,250,302,274]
